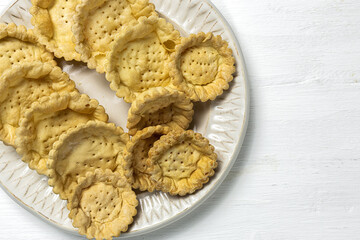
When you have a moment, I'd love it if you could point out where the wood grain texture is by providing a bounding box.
[1,0,360,239]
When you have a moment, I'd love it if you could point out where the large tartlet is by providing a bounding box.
[0,23,56,75]
[0,62,75,146]
[30,0,82,61]
[106,15,181,102]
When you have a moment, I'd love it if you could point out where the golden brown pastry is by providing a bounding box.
[148,130,217,196]
[169,32,235,102]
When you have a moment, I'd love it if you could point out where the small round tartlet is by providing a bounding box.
[68,169,138,240]
[30,0,82,61]
[169,32,235,102]
[0,23,56,75]
[127,87,194,136]
[148,129,217,196]
[72,0,157,73]
[0,62,75,146]
[15,92,108,176]
[47,121,130,200]
[124,125,170,191]
[105,15,181,102]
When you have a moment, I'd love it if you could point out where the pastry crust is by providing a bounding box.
[0,2,236,236]
[0,62,75,146]
[148,130,217,196]
[124,125,170,191]
[30,0,82,61]
[47,121,130,200]
[72,0,156,73]
[169,32,235,102]
[105,15,181,102]
[68,169,138,240]
[0,23,56,75]
[15,92,108,176]
[127,87,193,136]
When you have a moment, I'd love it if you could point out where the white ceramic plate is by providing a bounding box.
[0,0,249,237]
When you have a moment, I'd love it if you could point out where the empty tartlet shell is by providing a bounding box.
[124,125,170,191]
[14,91,108,176]
[126,87,194,136]
[105,15,181,102]
[169,32,235,102]
[0,23,56,72]
[72,0,157,73]
[30,0,82,61]
[47,121,130,200]
[67,169,138,240]
[148,129,217,196]
[0,62,75,146]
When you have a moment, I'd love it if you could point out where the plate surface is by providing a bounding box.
[0,0,249,237]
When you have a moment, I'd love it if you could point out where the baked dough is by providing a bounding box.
[68,169,138,240]
[106,16,181,102]
[48,121,130,200]
[124,125,170,191]
[127,87,193,136]
[148,130,217,196]
[30,0,82,61]
[169,32,235,102]
[15,92,108,175]
[72,0,156,73]
[0,23,56,75]
[0,62,75,146]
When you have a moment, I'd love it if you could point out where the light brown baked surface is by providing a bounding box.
[169,32,235,102]
[106,15,181,102]
[0,2,236,237]
[47,121,130,200]
[0,23,56,75]
[15,92,108,176]
[30,0,82,61]
[148,130,218,196]
[127,87,193,136]
[72,0,157,73]
[124,125,170,191]
[0,62,75,146]
[68,169,138,240]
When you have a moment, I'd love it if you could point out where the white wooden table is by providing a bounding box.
[1,0,360,239]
